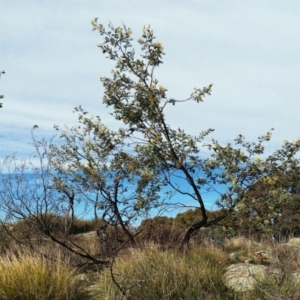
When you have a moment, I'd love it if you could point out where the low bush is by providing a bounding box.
[11,214,98,236]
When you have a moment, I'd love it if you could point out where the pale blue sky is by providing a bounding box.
[1,0,300,160]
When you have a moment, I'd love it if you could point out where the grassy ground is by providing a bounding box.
[90,243,234,299]
[0,247,88,300]
[1,237,300,299]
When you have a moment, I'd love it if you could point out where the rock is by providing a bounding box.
[278,243,299,252]
[253,250,276,265]
[277,243,300,259]
[223,263,267,292]
[229,252,253,263]
[229,253,238,262]
[288,238,300,247]
[251,241,261,248]
[266,266,283,279]
[277,243,300,270]
[292,272,300,284]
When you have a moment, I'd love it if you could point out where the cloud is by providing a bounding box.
[1,0,300,161]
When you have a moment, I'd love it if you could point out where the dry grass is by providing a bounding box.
[2,234,300,299]
[224,236,253,253]
[222,236,300,299]
[91,243,235,299]
[0,247,87,300]
[250,273,300,300]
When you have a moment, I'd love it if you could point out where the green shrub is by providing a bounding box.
[69,217,98,234]
[11,214,98,236]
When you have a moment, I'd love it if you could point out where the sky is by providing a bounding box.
[1,1,300,221]
[1,1,300,159]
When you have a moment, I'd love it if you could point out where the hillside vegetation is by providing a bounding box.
[1,21,300,299]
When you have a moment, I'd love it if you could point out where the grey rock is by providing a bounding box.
[223,263,267,292]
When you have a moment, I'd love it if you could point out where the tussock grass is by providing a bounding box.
[275,243,300,272]
[91,243,235,300]
[250,274,300,300]
[3,234,300,299]
[0,248,86,300]
[224,236,253,253]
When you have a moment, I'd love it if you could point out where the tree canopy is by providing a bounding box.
[1,22,300,256]
[88,21,300,249]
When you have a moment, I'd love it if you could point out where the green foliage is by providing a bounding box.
[89,21,300,249]
[230,171,300,238]
[13,213,98,235]
[3,19,300,260]
[50,107,163,231]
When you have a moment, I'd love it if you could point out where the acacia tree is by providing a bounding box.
[89,21,300,250]
[2,22,298,258]
[49,106,164,248]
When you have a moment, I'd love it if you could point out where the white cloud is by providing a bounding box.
[1,0,300,160]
